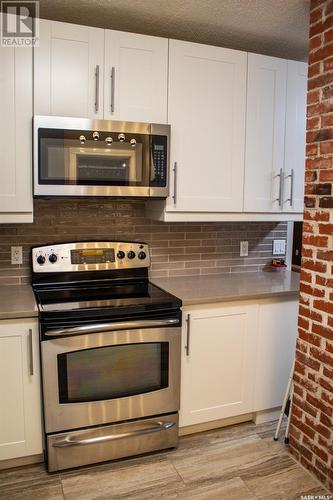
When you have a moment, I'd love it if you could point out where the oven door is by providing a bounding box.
[41,320,181,433]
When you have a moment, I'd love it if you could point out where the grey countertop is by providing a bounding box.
[151,271,300,306]
[0,271,300,320]
[0,285,38,320]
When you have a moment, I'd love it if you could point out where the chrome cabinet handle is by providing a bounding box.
[275,168,283,206]
[94,65,100,113]
[286,169,294,207]
[28,328,33,376]
[53,421,175,448]
[45,318,180,337]
[110,66,115,113]
[185,313,191,356]
[173,162,177,205]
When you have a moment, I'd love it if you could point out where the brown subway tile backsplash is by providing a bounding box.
[0,199,288,284]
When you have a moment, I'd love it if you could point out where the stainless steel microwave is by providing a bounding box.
[33,116,170,198]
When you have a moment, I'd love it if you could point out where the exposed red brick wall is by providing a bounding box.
[289,0,333,492]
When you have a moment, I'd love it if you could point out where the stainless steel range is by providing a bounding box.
[32,242,182,472]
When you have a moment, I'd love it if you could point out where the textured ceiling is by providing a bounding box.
[38,0,310,61]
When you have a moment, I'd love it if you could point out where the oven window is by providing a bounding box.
[57,343,169,404]
[38,128,149,187]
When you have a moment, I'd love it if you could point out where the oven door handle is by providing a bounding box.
[44,318,180,337]
[53,421,175,448]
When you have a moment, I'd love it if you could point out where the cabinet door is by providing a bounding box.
[254,299,298,411]
[0,320,42,461]
[167,40,247,212]
[104,30,168,123]
[283,61,307,213]
[244,54,287,212]
[0,35,33,218]
[180,304,258,427]
[34,20,104,118]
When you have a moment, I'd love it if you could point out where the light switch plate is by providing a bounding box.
[240,241,248,257]
[11,246,23,265]
[272,239,286,256]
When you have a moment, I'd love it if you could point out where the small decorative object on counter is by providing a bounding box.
[271,258,287,269]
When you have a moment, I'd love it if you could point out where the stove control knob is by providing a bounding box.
[127,250,136,259]
[117,250,125,259]
[36,255,45,265]
[49,253,58,263]
[138,251,146,260]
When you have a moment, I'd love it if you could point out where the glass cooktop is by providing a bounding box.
[34,280,181,314]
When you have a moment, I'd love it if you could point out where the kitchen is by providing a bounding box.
[0,0,333,498]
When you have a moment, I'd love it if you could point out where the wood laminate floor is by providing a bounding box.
[0,420,330,500]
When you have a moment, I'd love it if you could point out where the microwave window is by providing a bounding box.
[38,128,149,187]
[57,343,169,404]
[76,155,132,183]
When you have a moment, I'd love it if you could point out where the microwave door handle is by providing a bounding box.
[44,318,180,337]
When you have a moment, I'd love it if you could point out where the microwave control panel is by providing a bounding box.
[151,135,167,187]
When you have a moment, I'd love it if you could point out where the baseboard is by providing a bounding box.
[253,407,281,425]
[179,413,254,436]
[0,453,44,471]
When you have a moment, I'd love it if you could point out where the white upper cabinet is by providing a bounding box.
[34,22,168,123]
[0,24,33,222]
[244,54,287,212]
[104,30,168,123]
[32,19,306,220]
[167,40,247,212]
[34,20,105,118]
[283,60,307,213]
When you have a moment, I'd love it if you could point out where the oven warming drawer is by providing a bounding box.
[47,413,178,472]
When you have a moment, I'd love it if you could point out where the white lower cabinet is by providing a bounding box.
[254,299,298,411]
[179,298,298,428]
[180,303,259,427]
[0,319,42,461]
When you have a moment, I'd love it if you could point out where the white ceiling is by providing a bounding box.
[38,0,309,61]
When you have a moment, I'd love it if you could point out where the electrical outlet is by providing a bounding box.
[11,246,23,265]
[272,239,286,256]
[240,241,248,257]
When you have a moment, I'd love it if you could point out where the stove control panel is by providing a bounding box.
[32,242,150,273]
